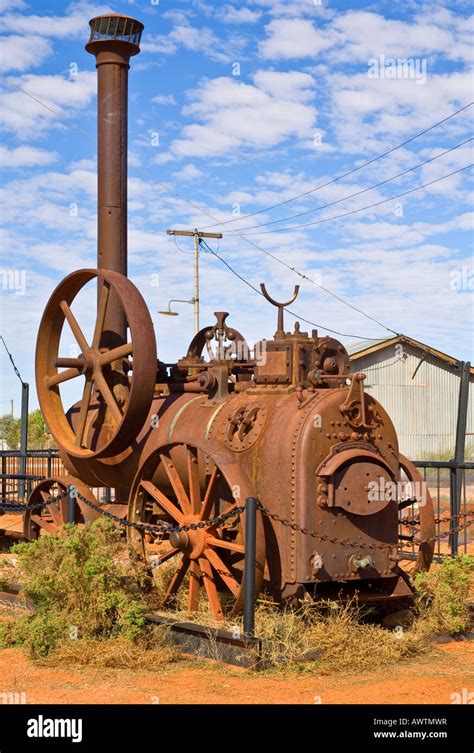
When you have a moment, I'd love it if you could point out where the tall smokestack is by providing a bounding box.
[85,14,144,348]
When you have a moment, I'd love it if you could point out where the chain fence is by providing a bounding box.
[1,484,472,554]
[257,503,474,552]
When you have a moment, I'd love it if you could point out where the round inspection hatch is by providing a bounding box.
[223,404,268,452]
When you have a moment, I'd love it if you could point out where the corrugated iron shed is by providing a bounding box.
[348,335,473,460]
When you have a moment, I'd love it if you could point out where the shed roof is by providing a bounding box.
[347,334,474,375]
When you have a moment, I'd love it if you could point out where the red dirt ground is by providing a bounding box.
[0,642,472,705]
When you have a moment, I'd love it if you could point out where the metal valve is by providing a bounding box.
[310,552,324,574]
[349,554,374,573]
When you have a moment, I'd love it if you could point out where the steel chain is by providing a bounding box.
[400,511,473,527]
[76,491,245,534]
[257,502,474,552]
[1,485,472,552]
[1,486,245,533]
[419,516,474,545]
[0,488,70,513]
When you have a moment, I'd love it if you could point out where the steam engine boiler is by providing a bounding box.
[29,14,435,620]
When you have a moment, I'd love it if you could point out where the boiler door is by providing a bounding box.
[332,461,392,516]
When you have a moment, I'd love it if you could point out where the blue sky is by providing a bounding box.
[0,0,473,415]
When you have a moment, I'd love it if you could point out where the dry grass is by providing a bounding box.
[149,599,430,675]
[38,629,178,671]
[256,601,429,674]
[0,556,17,591]
[147,553,431,674]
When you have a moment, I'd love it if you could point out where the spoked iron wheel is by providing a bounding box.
[397,454,436,578]
[35,268,156,459]
[23,476,99,541]
[128,439,265,622]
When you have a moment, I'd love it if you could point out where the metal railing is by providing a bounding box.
[0,449,111,507]
[402,460,474,561]
[1,450,472,562]
[0,449,65,503]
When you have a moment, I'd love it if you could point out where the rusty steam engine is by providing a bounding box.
[29,14,435,619]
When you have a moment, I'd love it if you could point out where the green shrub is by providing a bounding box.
[414,555,473,635]
[0,520,150,658]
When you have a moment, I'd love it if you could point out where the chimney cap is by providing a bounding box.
[87,14,144,49]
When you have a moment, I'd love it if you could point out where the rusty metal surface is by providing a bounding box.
[23,476,99,540]
[30,12,438,619]
[399,454,435,573]
[84,15,144,351]
[145,612,263,669]
[128,435,266,620]
[36,269,157,461]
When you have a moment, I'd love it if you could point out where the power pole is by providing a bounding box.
[0,337,29,500]
[166,229,223,334]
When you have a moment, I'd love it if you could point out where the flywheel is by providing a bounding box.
[36,269,157,459]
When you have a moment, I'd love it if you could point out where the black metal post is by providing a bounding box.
[449,466,458,557]
[244,496,257,639]
[450,361,470,557]
[1,454,5,507]
[455,362,470,462]
[67,484,76,525]
[18,382,29,502]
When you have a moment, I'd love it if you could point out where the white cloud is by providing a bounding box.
[331,11,454,63]
[172,164,205,182]
[219,5,262,24]
[0,71,96,139]
[152,94,176,106]
[327,70,473,154]
[0,0,26,10]
[68,158,96,171]
[253,70,315,102]
[259,18,333,59]
[161,71,317,160]
[0,145,57,168]
[0,170,96,236]
[251,0,332,18]
[161,9,194,25]
[1,1,473,385]
[0,2,113,39]
[0,35,52,73]
[142,23,246,64]
[257,9,473,64]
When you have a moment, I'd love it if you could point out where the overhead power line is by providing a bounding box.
[233,138,473,233]
[0,336,25,384]
[238,163,474,236]
[198,101,474,230]
[15,86,391,340]
[11,84,92,140]
[16,86,467,341]
[172,234,194,255]
[200,240,396,340]
[156,182,395,338]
